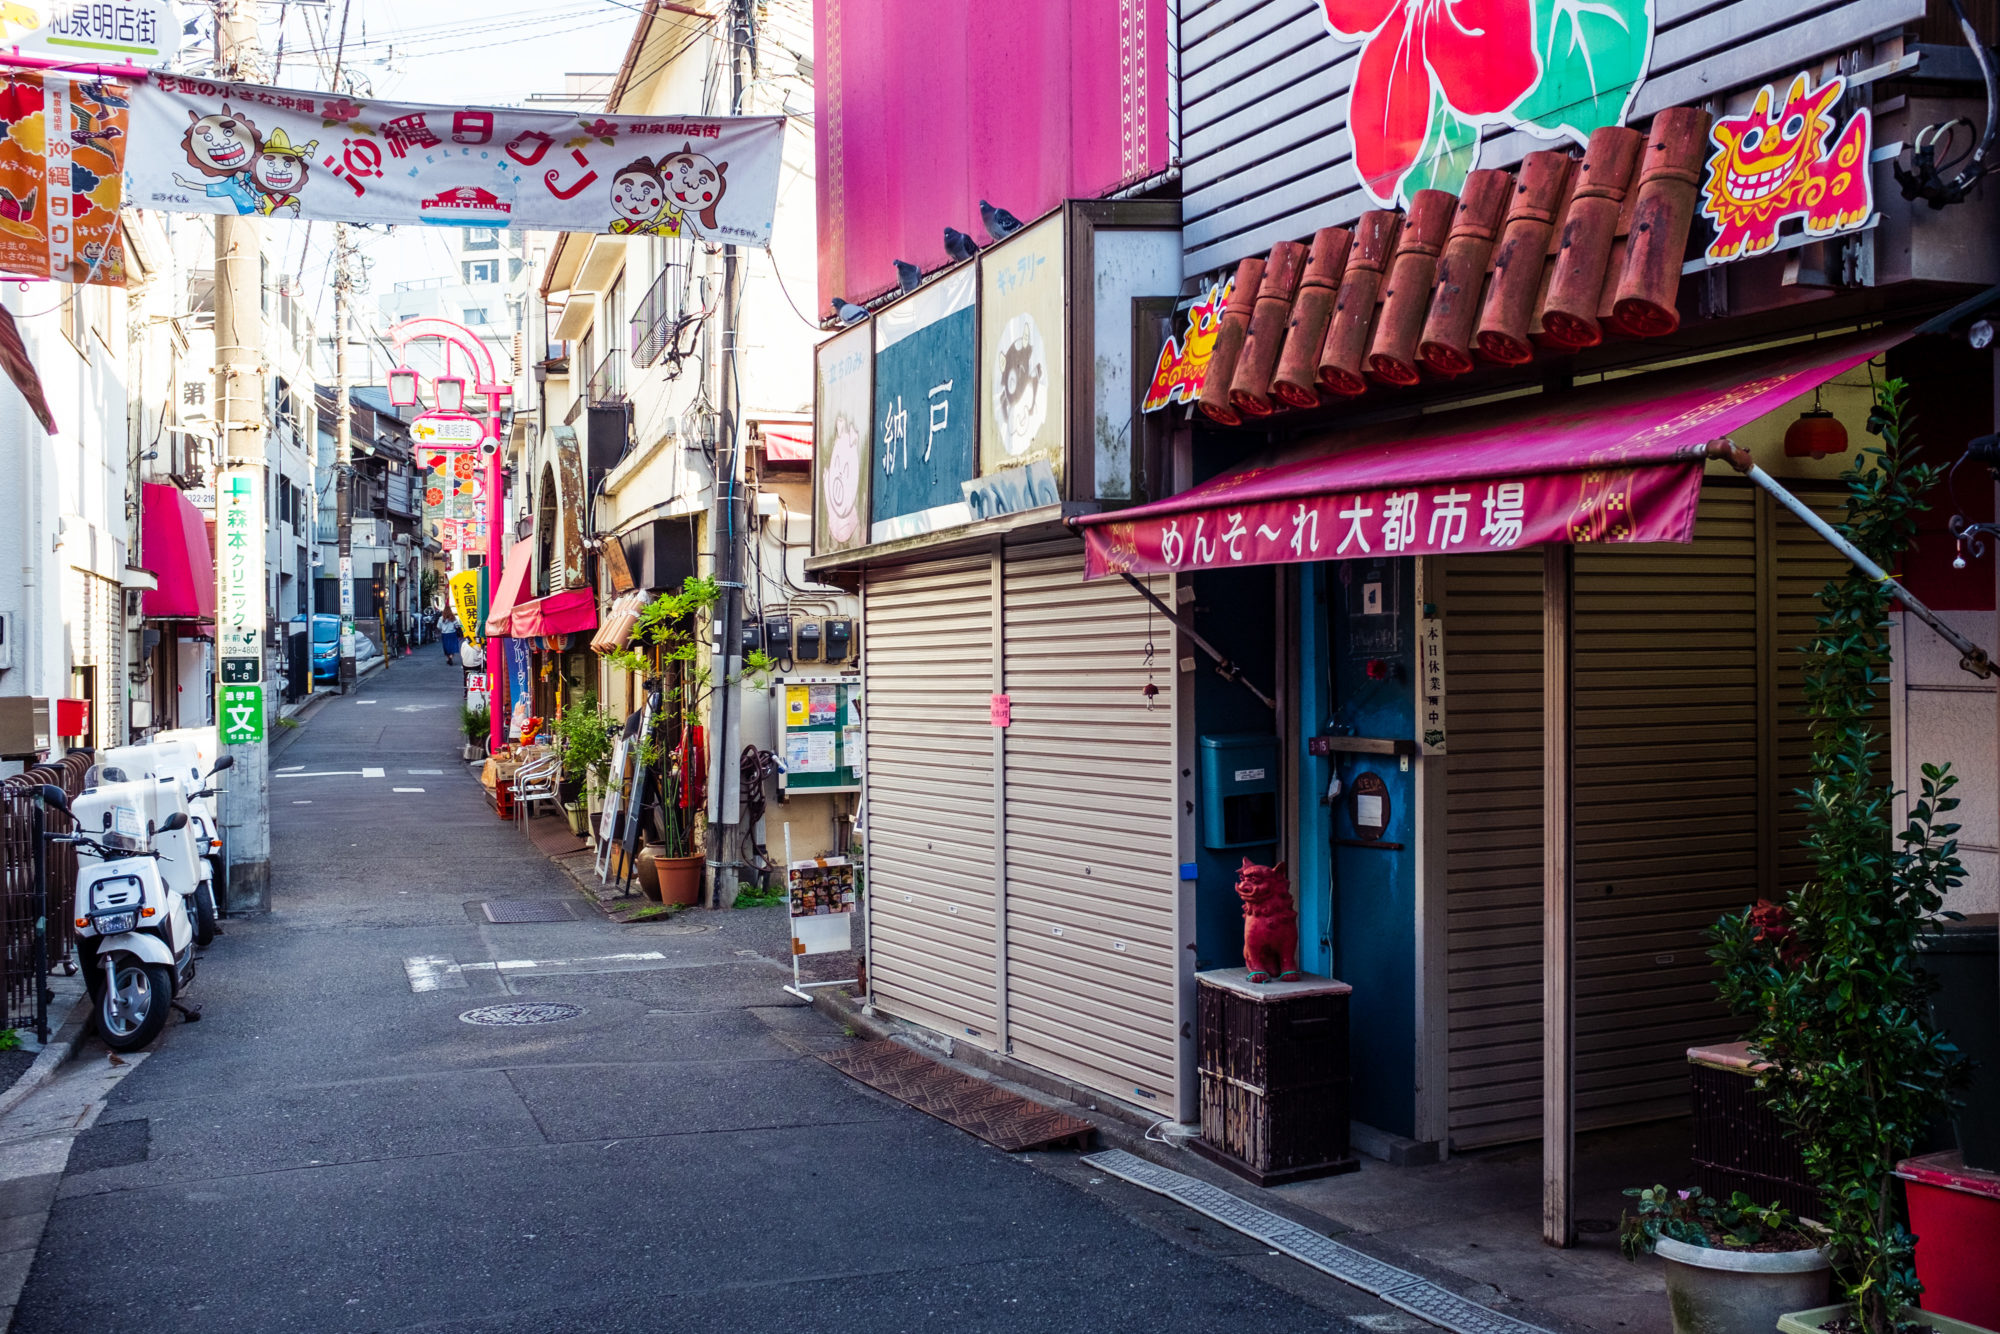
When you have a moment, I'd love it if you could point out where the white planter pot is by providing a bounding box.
[1656,1236,1831,1334]
[1779,1305,1997,1334]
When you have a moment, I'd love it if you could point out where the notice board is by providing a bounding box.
[779,675,860,794]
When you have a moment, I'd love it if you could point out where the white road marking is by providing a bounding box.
[408,769,443,775]
[274,770,365,778]
[403,951,669,993]
[356,700,378,705]
[362,767,385,778]
[393,704,445,713]
[392,787,425,793]
[404,956,466,992]
[277,765,305,772]
[292,800,312,805]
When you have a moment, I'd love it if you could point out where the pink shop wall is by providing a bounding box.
[816,0,1170,308]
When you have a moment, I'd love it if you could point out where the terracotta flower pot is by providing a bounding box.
[655,853,704,907]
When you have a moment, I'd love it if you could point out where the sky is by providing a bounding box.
[217,0,653,382]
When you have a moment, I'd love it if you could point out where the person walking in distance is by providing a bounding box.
[441,618,462,667]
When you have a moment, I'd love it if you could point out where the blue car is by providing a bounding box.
[311,613,340,683]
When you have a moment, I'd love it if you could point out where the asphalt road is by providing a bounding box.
[11,654,1405,1334]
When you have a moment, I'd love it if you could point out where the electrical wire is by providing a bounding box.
[761,246,822,328]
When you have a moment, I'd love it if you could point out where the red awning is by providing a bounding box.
[512,589,599,639]
[1077,328,1905,579]
[140,483,216,620]
[763,430,812,462]
[484,537,536,636]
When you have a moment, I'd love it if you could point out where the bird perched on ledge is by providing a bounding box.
[894,259,921,293]
[980,199,1024,241]
[944,227,979,263]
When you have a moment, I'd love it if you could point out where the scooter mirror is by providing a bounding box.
[209,756,236,774]
[37,785,67,813]
[160,812,189,833]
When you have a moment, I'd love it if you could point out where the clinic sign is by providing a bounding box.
[216,467,265,743]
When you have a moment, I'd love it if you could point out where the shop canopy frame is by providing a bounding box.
[1074,322,1995,1248]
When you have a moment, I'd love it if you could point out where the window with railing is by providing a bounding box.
[630,259,691,369]
[586,348,627,407]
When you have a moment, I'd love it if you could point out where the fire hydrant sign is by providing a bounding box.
[127,76,784,243]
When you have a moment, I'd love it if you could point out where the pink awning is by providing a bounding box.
[484,537,536,636]
[512,589,598,639]
[1077,327,1907,579]
[763,429,812,462]
[140,483,216,620]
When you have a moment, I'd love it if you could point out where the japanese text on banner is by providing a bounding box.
[127,78,784,242]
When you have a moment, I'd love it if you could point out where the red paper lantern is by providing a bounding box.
[1784,407,1848,459]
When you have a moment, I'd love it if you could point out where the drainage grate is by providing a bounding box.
[480,899,579,924]
[459,1002,586,1027]
[1082,1149,1557,1334]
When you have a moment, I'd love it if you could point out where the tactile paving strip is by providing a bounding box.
[1082,1149,1556,1334]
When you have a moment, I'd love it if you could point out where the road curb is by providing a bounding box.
[0,988,92,1122]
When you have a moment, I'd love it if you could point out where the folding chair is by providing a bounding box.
[512,753,564,832]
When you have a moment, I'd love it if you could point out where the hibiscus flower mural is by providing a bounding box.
[1322,0,1656,208]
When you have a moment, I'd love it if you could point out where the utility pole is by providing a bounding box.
[334,225,357,692]
[213,0,270,912]
[706,0,754,907]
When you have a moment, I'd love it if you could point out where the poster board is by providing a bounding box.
[788,856,855,956]
[778,676,860,793]
[594,735,631,881]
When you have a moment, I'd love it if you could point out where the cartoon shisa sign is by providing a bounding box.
[1700,70,1873,263]
[1142,274,1234,413]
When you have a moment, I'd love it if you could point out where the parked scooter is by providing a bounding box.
[102,738,232,934]
[156,728,229,909]
[41,766,205,1050]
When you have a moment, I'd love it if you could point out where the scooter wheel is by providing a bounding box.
[95,960,173,1052]
[194,883,219,949]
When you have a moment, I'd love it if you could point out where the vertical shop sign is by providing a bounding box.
[0,70,130,286]
[972,213,1064,519]
[216,467,263,683]
[813,321,872,555]
[1417,610,1446,754]
[219,683,264,745]
[871,266,976,543]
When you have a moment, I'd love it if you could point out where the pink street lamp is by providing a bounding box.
[434,375,467,413]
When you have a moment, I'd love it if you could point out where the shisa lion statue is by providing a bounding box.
[1236,858,1301,983]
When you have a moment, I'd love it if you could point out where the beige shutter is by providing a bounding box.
[861,555,1000,1047]
[1000,540,1181,1106]
[1440,484,1843,1148]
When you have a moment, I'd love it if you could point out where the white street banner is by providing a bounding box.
[0,2,181,66]
[128,75,785,243]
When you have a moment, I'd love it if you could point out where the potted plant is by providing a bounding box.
[549,692,619,836]
[459,703,490,762]
[602,576,724,905]
[1620,1186,1828,1334]
[1710,381,1978,1334]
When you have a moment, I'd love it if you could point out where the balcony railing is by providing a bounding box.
[630,260,690,369]
[586,349,627,408]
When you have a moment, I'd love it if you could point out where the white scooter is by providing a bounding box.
[101,739,231,938]
[155,727,229,911]
[41,766,205,1051]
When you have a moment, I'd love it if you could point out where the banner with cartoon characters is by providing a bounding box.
[127,75,785,242]
[0,71,129,286]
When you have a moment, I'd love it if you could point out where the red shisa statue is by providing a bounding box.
[1236,858,1301,983]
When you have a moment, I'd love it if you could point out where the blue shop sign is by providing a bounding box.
[871,267,976,543]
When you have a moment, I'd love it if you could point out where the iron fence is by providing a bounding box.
[0,752,89,1040]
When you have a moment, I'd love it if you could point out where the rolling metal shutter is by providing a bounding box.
[1441,485,1847,1148]
[862,556,1000,1047]
[1000,540,1181,1106]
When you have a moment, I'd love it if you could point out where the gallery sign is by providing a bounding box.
[870,267,975,544]
[128,76,784,242]
[813,322,871,557]
[1699,70,1872,263]
[973,213,1063,519]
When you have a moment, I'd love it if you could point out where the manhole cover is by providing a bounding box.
[459,1003,586,1027]
[481,899,578,924]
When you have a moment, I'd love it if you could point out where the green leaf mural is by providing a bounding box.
[1511,0,1654,145]
[1399,95,1480,202]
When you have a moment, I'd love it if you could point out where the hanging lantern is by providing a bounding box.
[1784,388,1848,459]
[387,366,421,407]
[434,375,467,412]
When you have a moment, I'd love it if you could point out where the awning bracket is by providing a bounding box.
[1117,573,1277,711]
[1709,440,1996,680]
